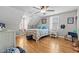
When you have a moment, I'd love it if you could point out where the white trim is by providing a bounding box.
[58,36,65,38]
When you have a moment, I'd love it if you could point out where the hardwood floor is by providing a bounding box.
[16,35,78,53]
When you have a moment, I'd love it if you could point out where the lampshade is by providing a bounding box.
[0,23,6,31]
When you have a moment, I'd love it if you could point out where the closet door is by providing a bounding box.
[0,31,16,52]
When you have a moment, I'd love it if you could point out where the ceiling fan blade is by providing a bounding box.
[32,11,40,14]
[30,11,40,17]
[47,10,55,12]
[33,7,41,10]
[32,11,40,15]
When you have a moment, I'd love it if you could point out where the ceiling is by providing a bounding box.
[11,6,78,17]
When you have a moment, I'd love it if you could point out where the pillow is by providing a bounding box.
[41,24,48,29]
[37,24,48,29]
[37,24,41,29]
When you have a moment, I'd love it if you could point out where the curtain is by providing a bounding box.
[19,15,30,32]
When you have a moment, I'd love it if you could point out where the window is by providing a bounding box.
[19,15,30,31]
[49,16,59,32]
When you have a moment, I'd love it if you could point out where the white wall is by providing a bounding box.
[49,10,77,36]
[0,7,34,35]
[77,8,79,40]
[28,17,43,29]
[0,7,24,31]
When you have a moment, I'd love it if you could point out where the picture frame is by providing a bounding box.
[67,17,74,24]
[42,19,47,24]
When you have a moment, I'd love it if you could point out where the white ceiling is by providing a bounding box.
[11,6,78,17]
[0,6,78,31]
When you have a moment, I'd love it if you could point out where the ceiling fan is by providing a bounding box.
[32,6,55,15]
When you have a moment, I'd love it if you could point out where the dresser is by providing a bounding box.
[0,30,16,52]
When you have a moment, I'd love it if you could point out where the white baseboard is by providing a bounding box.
[58,36,65,38]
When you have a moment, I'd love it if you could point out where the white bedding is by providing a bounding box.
[37,29,49,38]
[26,29,49,41]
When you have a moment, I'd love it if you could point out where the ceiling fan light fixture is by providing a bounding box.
[40,8,47,13]
[41,10,46,13]
[33,6,54,15]
[40,6,48,13]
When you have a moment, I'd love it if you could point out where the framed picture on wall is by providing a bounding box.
[67,17,74,24]
[42,19,47,24]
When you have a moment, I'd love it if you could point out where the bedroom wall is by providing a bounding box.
[0,7,25,31]
[77,8,79,40]
[27,15,45,29]
[28,17,49,29]
[48,10,77,36]
[0,6,34,35]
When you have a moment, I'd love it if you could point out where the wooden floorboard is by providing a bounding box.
[16,35,78,53]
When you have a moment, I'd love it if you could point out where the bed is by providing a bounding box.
[26,24,49,42]
[37,29,48,38]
